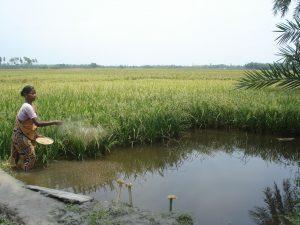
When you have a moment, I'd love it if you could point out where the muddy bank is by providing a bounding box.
[0,203,24,225]
[53,201,192,225]
[0,169,64,225]
[0,169,192,225]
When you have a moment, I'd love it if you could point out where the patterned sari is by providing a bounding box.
[10,117,38,172]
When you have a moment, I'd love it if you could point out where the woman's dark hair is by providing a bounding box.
[20,85,35,97]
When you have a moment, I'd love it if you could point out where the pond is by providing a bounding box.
[12,130,299,225]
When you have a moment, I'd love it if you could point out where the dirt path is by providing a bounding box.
[0,169,64,225]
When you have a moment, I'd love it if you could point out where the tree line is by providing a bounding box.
[0,58,270,70]
[0,57,38,66]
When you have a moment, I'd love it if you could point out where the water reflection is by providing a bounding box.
[181,130,299,165]
[11,130,300,224]
[13,160,121,193]
[249,179,299,225]
[13,130,299,195]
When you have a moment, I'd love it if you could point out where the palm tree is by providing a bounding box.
[237,1,300,90]
[273,0,300,18]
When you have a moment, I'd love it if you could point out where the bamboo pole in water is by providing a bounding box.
[116,179,124,203]
[126,182,133,206]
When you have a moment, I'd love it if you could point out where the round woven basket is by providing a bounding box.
[36,137,54,145]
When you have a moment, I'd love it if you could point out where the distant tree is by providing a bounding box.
[9,57,16,65]
[0,56,38,67]
[23,57,32,65]
[89,63,98,68]
[244,62,270,70]
[237,1,300,89]
[15,57,21,65]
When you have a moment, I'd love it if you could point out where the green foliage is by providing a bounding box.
[238,14,300,90]
[88,209,112,225]
[244,62,270,70]
[276,18,300,45]
[176,213,194,225]
[0,215,17,225]
[238,2,300,90]
[237,63,300,89]
[276,16,300,66]
[86,204,130,225]
[285,209,300,225]
[65,203,80,213]
[273,0,300,18]
[0,69,299,161]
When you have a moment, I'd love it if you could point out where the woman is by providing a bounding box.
[10,85,62,172]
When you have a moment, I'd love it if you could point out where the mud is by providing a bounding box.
[53,201,189,225]
[0,169,191,225]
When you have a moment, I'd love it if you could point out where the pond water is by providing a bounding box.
[12,130,299,225]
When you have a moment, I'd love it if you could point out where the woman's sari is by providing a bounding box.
[10,117,38,172]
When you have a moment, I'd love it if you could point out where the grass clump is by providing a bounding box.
[0,215,19,225]
[88,209,112,225]
[176,213,194,225]
[65,204,80,213]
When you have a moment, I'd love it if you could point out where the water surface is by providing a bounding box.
[13,130,299,225]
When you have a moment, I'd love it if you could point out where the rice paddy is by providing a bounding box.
[0,68,299,161]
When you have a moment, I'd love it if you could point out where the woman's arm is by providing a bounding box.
[32,118,63,127]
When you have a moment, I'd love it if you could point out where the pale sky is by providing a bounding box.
[0,0,293,65]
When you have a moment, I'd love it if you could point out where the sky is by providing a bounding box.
[0,0,294,65]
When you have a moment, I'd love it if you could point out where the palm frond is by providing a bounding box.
[283,179,295,213]
[275,17,300,44]
[264,187,280,223]
[249,179,298,225]
[294,2,300,17]
[249,207,272,225]
[273,0,292,17]
[274,183,285,214]
[237,62,300,90]
[277,45,300,63]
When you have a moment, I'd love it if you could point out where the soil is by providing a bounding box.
[0,169,192,225]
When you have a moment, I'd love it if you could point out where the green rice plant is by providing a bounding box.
[0,69,299,161]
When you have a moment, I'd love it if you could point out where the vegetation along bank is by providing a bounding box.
[0,68,299,161]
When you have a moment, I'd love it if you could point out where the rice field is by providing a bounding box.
[0,68,299,161]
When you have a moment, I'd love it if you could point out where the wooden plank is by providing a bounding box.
[25,185,93,204]
[277,137,295,142]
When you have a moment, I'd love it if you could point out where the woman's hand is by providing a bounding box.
[32,118,64,127]
[53,120,63,126]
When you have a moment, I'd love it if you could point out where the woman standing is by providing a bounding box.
[10,85,62,172]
